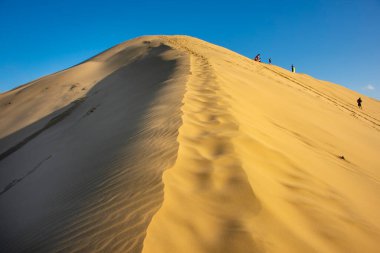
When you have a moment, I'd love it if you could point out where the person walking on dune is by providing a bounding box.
[357,97,362,109]
[254,54,261,62]
[291,64,296,73]
[269,58,272,64]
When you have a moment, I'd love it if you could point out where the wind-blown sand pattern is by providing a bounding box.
[1,36,380,252]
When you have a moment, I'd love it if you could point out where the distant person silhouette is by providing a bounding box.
[291,64,296,73]
[254,54,261,62]
[269,58,272,64]
[357,97,362,109]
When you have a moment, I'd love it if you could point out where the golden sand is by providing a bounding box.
[0,36,379,252]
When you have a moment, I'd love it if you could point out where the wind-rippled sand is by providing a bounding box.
[0,36,379,253]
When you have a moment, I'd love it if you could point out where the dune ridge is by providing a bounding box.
[0,35,379,252]
[142,36,380,253]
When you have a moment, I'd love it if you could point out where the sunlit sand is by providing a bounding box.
[1,36,379,253]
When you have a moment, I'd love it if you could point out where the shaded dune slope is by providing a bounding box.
[0,37,189,252]
[1,36,380,253]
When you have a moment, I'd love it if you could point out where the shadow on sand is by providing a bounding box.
[0,43,187,252]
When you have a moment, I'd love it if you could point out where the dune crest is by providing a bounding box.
[1,35,380,252]
[142,36,380,253]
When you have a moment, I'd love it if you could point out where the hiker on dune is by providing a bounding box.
[254,54,261,62]
[357,97,362,109]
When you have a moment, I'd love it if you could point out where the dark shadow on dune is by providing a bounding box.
[0,98,85,161]
[0,43,188,252]
[0,155,52,196]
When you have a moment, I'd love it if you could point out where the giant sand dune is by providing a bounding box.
[0,36,380,253]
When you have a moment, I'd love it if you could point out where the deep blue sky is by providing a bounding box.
[1,0,379,99]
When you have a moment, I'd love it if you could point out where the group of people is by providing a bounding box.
[253,54,295,72]
[253,54,364,109]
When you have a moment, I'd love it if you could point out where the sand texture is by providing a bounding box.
[0,36,379,253]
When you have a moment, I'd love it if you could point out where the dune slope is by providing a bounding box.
[1,35,380,253]
[0,37,189,252]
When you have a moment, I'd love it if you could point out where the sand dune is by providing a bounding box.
[0,36,379,252]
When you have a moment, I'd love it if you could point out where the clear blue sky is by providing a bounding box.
[1,0,379,99]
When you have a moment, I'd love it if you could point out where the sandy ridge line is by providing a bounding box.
[142,37,261,253]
